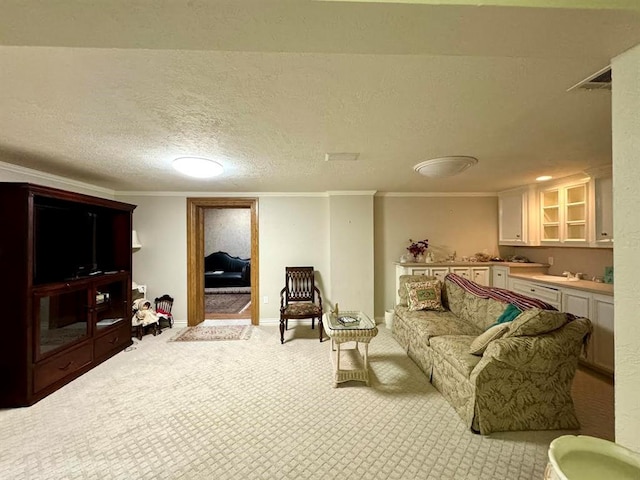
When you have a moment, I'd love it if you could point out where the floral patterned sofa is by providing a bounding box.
[393,273,592,435]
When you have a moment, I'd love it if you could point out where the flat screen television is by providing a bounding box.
[34,201,101,284]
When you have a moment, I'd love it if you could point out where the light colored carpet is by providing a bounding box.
[0,324,610,480]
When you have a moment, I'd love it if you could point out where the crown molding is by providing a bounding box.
[0,161,114,196]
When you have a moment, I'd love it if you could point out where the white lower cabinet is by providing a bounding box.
[590,294,614,374]
[394,265,452,304]
[471,267,490,287]
[561,288,591,318]
[509,278,562,309]
[559,286,613,375]
[450,267,470,280]
[492,266,509,289]
[394,264,489,304]
[431,267,450,282]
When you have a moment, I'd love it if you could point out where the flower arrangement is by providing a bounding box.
[407,238,429,257]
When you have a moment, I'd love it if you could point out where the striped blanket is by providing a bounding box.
[445,273,560,312]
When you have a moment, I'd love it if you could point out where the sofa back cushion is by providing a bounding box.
[204,251,249,273]
[502,308,568,338]
[443,277,507,330]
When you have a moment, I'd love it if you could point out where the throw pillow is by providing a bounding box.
[469,323,510,356]
[503,308,568,338]
[487,303,522,329]
[406,280,445,312]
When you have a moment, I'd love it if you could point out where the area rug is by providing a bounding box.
[169,325,252,342]
[204,293,251,314]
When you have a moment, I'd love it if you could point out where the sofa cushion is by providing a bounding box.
[503,308,568,338]
[406,280,445,312]
[394,306,482,343]
[469,323,510,355]
[430,336,482,378]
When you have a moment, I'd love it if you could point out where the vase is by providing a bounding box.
[415,253,426,263]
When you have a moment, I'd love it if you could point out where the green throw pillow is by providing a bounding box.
[488,303,522,329]
[406,280,445,312]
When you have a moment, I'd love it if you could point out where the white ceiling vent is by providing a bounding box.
[325,152,360,162]
[568,66,612,92]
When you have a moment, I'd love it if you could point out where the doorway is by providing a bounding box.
[186,198,259,327]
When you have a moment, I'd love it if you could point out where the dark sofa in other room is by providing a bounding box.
[204,251,251,288]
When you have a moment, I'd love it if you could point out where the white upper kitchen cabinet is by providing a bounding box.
[540,178,591,246]
[498,186,538,246]
[594,175,613,246]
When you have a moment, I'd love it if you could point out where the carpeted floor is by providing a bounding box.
[0,324,613,480]
[205,293,251,314]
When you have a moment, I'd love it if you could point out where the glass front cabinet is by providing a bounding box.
[540,180,589,245]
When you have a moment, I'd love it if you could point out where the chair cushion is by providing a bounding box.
[406,280,445,312]
[284,303,322,316]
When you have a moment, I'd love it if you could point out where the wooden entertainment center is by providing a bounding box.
[0,183,136,407]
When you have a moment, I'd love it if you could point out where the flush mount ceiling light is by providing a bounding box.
[536,175,553,182]
[172,157,223,178]
[414,156,478,178]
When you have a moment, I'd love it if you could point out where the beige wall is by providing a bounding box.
[508,246,613,282]
[204,208,251,258]
[374,195,499,318]
[117,195,188,320]
[257,196,330,320]
[612,43,640,451]
[329,193,375,318]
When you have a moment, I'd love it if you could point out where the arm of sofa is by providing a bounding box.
[475,317,592,373]
[241,262,251,282]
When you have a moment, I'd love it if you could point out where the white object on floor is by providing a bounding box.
[548,435,640,480]
[203,319,251,326]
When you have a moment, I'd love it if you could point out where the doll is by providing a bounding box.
[132,298,159,327]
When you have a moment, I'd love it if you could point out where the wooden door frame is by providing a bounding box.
[187,198,259,326]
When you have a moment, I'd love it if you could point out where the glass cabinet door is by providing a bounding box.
[95,277,128,331]
[564,184,587,242]
[35,287,90,359]
[541,189,560,241]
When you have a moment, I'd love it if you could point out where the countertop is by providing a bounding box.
[395,261,548,268]
[395,261,613,296]
[508,272,614,296]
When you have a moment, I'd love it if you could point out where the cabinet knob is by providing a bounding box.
[515,234,520,238]
[497,273,502,277]
[601,232,608,236]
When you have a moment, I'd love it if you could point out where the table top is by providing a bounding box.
[323,311,376,332]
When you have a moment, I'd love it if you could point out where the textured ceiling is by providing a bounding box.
[1,1,639,193]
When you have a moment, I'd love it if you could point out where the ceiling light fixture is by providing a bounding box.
[414,156,478,178]
[536,175,553,182]
[172,157,224,178]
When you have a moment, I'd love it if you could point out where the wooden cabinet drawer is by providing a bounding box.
[94,321,131,359]
[33,343,92,392]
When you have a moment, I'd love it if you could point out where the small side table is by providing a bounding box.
[322,311,378,387]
